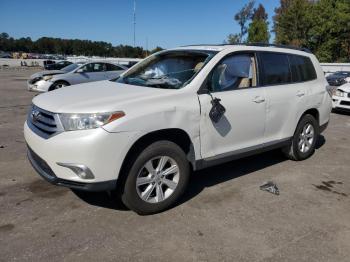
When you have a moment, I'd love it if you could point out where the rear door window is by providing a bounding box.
[259,53,292,86]
[106,63,124,71]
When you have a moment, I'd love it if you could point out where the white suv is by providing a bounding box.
[24,44,332,214]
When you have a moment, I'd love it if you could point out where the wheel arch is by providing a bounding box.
[301,108,320,125]
[49,79,70,91]
[117,128,196,190]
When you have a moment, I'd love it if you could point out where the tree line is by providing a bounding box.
[0,32,163,58]
[227,0,350,63]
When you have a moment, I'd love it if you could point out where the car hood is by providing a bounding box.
[327,75,345,80]
[30,70,64,79]
[338,83,350,93]
[32,80,173,113]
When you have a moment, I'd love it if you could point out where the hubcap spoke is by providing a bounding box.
[136,176,152,186]
[141,183,156,201]
[144,161,155,174]
[162,178,177,190]
[156,156,169,172]
[156,184,164,202]
[161,165,178,176]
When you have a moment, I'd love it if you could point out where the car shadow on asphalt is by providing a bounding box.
[72,135,326,212]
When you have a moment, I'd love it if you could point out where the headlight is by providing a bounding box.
[58,111,125,131]
[43,75,53,81]
[335,90,344,97]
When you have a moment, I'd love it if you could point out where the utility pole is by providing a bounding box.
[133,0,136,47]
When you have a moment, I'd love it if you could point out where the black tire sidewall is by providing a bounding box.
[122,141,190,215]
[292,114,319,160]
[51,81,69,91]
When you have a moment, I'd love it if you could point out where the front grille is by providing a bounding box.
[340,101,350,106]
[28,105,61,138]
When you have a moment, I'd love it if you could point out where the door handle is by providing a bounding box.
[296,91,305,97]
[253,96,265,103]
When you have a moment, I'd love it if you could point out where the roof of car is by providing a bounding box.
[174,43,312,55]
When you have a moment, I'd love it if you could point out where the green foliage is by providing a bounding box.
[274,0,350,62]
[247,4,270,43]
[233,0,255,42]
[226,34,241,44]
[248,20,270,43]
[0,33,159,58]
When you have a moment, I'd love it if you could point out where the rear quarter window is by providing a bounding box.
[289,55,317,82]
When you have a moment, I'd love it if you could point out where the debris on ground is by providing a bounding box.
[260,181,280,195]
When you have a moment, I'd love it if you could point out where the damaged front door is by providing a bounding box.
[198,52,266,159]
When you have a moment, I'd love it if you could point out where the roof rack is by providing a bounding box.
[182,43,312,53]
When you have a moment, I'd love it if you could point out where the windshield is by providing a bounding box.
[115,50,217,89]
[61,63,79,73]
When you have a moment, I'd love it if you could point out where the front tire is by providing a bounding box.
[283,114,319,161]
[50,81,69,91]
[121,141,190,215]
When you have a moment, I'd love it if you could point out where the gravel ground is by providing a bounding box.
[0,69,349,262]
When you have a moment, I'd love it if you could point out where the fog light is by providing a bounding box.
[57,163,95,179]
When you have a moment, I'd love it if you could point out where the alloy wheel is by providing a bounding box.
[298,123,314,153]
[136,156,179,203]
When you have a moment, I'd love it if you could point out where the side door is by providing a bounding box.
[105,63,126,79]
[73,63,108,84]
[198,52,267,159]
[258,52,309,142]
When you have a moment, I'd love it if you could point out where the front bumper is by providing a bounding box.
[27,146,117,191]
[24,121,141,190]
[332,94,350,111]
[27,80,52,92]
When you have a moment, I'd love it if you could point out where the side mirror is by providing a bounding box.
[76,68,84,73]
[209,98,226,123]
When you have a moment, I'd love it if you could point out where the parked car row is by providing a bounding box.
[25,44,333,214]
[27,61,127,92]
[326,71,350,86]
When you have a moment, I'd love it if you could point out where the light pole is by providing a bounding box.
[133,0,136,47]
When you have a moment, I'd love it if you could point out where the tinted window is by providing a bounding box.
[106,63,123,71]
[289,55,317,82]
[81,63,106,72]
[260,53,291,85]
[211,54,257,92]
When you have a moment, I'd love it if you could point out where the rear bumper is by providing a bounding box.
[27,146,117,191]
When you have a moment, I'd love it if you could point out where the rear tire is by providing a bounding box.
[283,114,319,161]
[121,141,190,215]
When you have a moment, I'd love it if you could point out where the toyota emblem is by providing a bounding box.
[31,110,40,122]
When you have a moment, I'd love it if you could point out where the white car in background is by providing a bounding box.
[27,62,127,92]
[332,83,350,111]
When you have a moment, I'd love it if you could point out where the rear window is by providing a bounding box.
[289,55,317,82]
[260,53,291,85]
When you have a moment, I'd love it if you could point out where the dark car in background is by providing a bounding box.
[44,60,72,70]
[326,71,350,86]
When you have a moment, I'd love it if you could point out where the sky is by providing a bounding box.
[0,0,280,50]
